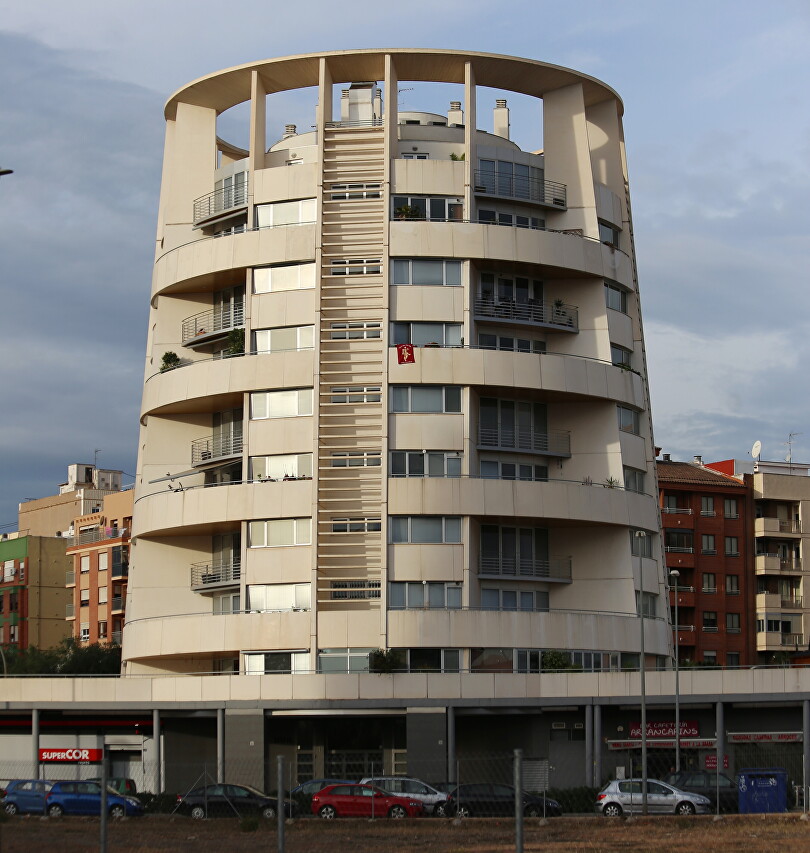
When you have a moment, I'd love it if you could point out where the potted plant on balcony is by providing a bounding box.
[394,205,421,220]
[604,476,620,489]
[368,648,406,674]
[160,351,181,372]
[225,328,245,357]
[553,298,567,322]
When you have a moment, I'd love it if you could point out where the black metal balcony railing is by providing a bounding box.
[111,563,129,580]
[478,427,571,457]
[473,170,567,208]
[182,304,245,345]
[473,298,578,331]
[190,561,241,591]
[193,181,248,225]
[662,507,692,514]
[478,556,572,582]
[64,527,128,547]
[111,596,123,612]
[191,433,243,466]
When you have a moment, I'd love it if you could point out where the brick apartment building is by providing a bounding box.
[65,489,132,645]
[658,456,756,666]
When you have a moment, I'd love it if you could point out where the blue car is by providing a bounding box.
[45,780,143,818]
[2,779,54,815]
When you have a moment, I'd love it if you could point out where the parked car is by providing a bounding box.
[311,783,424,819]
[290,778,354,799]
[596,778,711,816]
[176,783,296,819]
[89,777,138,796]
[430,781,458,794]
[359,776,448,815]
[664,770,738,812]
[2,779,54,815]
[45,781,143,818]
[444,783,562,818]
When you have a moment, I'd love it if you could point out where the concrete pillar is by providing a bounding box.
[31,709,40,779]
[447,706,456,783]
[224,710,265,791]
[152,709,161,794]
[249,70,267,175]
[216,708,225,783]
[584,703,593,788]
[803,699,809,800]
[594,704,602,787]
[463,61,476,219]
[715,701,725,766]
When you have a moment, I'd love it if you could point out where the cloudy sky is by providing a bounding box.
[2,0,809,528]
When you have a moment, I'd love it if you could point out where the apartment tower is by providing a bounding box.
[124,50,668,685]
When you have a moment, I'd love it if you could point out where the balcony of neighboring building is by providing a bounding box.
[755,553,803,575]
[757,630,804,652]
[669,586,696,609]
[191,432,244,467]
[477,555,572,584]
[673,625,696,647]
[473,297,578,333]
[192,176,248,228]
[181,304,245,350]
[65,603,75,620]
[755,517,802,537]
[65,526,129,548]
[190,560,241,593]
[756,592,803,611]
[477,425,571,459]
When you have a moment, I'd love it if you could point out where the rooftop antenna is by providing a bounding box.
[784,433,802,474]
[94,449,102,469]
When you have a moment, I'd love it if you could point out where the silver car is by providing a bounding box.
[596,778,711,816]
[359,776,448,816]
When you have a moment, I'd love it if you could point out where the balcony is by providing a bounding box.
[181,304,245,348]
[111,596,124,613]
[473,170,567,209]
[674,626,696,646]
[662,507,692,515]
[65,527,128,547]
[755,554,803,575]
[757,631,805,652]
[111,562,129,580]
[473,297,578,332]
[65,603,75,620]
[477,427,571,457]
[111,630,122,645]
[478,556,572,583]
[191,433,244,467]
[755,517,802,536]
[192,181,248,227]
[665,546,693,554]
[190,561,241,592]
[66,570,75,587]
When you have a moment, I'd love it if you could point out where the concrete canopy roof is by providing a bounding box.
[165,48,623,120]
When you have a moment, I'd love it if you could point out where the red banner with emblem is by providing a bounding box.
[396,343,415,364]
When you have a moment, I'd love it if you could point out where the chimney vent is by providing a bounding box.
[283,124,297,138]
[662,453,671,462]
[693,455,703,465]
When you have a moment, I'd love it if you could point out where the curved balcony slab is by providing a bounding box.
[390,222,633,288]
[386,348,645,408]
[153,224,318,297]
[388,477,659,530]
[124,609,312,660]
[133,479,313,538]
[142,350,315,418]
[387,608,671,658]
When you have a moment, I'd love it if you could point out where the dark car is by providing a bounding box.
[89,776,137,796]
[445,783,562,818]
[664,770,739,812]
[311,784,424,819]
[176,783,296,819]
[2,779,54,815]
[45,781,143,818]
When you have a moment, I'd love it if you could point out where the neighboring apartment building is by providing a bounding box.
[65,490,133,646]
[707,458,810,662]
[0,533,71,652]
[657,455,755,667]
[124,49,667,774]
[18,463,124,538]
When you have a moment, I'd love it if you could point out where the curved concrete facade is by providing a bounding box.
[125,49,669,679]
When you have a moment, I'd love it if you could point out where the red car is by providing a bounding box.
[311,783,424,819]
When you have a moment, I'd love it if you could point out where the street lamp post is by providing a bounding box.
[635,530,648,815]
[670,569,681,773]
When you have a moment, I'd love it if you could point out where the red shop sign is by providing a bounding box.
[39,748,103,764]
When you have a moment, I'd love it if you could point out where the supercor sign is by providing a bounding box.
[39,748,103,763]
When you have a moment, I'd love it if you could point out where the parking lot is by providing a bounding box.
[2,813,810,852]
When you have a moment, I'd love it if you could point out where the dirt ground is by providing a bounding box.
[2,813,810,853]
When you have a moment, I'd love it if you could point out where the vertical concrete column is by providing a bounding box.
[216,708,225,783]
[463,61,476,218]
[541,84,599,237]
[594,704,602,788]
[584,99,626,200]
[249,70,267,175]
[31,709,40,779]
[715,701,725,765]
[803,699,809,801]
[447,706,456,782]
[584,703,593,788]
[152,709,161,794]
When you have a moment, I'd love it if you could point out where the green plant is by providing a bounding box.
[541,650,578,671]
[368,648,406,674]
[225,328,245,356]
[449,152,465,161]
[604,476,620,489]
[160,351,181,372]
[394,205,421,220]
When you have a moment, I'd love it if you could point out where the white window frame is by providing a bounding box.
[253,325,314,354]
[248,518,312,548]
[244,651,310,674]
[479,459,548,481]
[390,516,462,544]
[330,259,381,276]
[390,386,462,413]
[331,517,382,533]
[249,453,313,481]
[247,583,311,612]
[481,587,550,612]
[391,321,462,347]
[255,198,316,228]
[330,321,381,339]
[617,406,641,435]
[605,281,628,313]
[330,386,381,403]
[253,262,316,294]
[391,258,462,286]
[331,451,381,468]
[330,183,381,200]
[390,451,462,478]
[388,582,462,609]
[250,389,313,419]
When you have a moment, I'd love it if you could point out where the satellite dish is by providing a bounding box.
[751,440,762,459]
